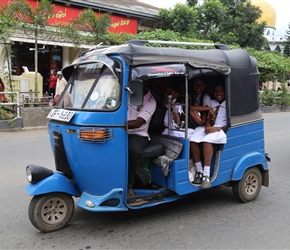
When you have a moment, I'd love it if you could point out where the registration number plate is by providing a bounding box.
[47,109,75,122]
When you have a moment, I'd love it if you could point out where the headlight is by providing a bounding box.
[26,167,32,183]
[26,165,53,184]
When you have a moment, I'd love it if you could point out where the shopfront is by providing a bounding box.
[0,0,142,94]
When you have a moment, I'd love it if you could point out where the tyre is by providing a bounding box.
[232,167,262,203]
[28,192,74,233]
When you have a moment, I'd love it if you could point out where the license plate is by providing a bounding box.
[47,109,75,122]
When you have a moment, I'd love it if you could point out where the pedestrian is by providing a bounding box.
[0,78,8,103]
[55,71,67,96]
[49,69,58,99]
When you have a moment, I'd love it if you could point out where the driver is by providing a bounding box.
[127,83,156,203]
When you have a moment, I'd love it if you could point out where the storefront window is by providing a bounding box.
[10,42,62,93]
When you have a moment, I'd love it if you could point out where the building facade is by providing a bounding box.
[0,0,160,94]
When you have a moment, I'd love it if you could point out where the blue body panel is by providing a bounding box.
[151,120,268,196]
[25,172,79,196]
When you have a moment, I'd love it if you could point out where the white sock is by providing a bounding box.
[195,161,203,173]
[203,166,210,177]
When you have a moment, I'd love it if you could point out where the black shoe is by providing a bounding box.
[192,172,203,184]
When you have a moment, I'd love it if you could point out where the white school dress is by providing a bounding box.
[189,100,227,144]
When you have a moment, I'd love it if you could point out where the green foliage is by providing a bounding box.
[284,45,290,57]
[101,32,135,45]
[159,4,198,36]
[69,9,111,44]
[284,23,290,57]
[5,0,53,28]
[54,22,83,47]
[196,0,226,40]
[0,3,20,94]
[259,88,276,106]
[0,105,15,121]
[259,84,290,107]
[274,45,281,53]
[275,83,290,107]
[54,9,111,46]
[158,0,267,49]
[246,48,290,83]
[135,29,214,49]
[186,0,198,7]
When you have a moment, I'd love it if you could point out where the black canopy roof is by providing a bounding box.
[67,41,262,124]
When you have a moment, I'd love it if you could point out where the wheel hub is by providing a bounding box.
[244,174,258,195]
[41,197,67,224]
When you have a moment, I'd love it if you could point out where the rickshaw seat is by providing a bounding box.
[141,143,165,159]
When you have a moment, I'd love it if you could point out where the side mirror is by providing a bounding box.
[126,80,143,106]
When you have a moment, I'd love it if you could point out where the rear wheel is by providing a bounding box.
[28,192,74,232]
[232,167,262,203]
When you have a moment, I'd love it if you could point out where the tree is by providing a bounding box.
[159,0,267,49]
[217,0,267,49]
[186,0,199,7]
[274,45,281,53]
[195,0,226,40]
[69,9,111,45]
[0,4,19,94]
[5,0,54,99]
[284,44,290,57]
[284,22,290,57]
[159,3,198,37]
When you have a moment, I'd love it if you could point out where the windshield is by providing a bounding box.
[57,62,121,111]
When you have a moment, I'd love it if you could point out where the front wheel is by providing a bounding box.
[28,192,74,233]
[232,167,262,203]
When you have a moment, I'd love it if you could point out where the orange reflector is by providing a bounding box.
[80,131,105,140]
[78,128,112,142]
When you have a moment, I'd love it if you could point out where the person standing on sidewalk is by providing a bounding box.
[49,69,58,99]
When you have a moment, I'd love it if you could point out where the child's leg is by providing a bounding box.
[201,142,213,188]
[190,141,203,184]
[190,141,201,163]
[203,142,213,167]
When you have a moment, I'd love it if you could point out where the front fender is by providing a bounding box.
[25,172,79,197]
[232,152,268,181]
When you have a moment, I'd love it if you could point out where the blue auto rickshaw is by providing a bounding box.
[25,40,270,232]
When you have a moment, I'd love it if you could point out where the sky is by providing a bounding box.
[139,0,289,37]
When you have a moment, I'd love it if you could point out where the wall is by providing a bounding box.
[20,106,51,128]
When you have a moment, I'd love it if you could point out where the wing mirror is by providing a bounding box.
[125,80,143,106]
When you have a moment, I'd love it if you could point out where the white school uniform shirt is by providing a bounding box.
[192,93,211,107]
[128,90,156,139]
[162,98,183,136]
[211,100,226,128]
[163,98,183,128]
[189,100,227,144]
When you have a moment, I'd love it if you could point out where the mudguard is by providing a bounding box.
[231,152,268,181]
[25,172,79,197]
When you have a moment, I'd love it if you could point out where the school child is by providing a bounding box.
[162,85,184,136]
[189,84,227,189]
[188,78,211,128]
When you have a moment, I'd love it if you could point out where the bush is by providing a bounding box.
[275,83,290,107]
[259,83,290,107]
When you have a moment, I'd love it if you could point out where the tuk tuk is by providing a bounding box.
[25,40,270,232]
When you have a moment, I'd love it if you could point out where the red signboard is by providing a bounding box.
[1,0,138,34]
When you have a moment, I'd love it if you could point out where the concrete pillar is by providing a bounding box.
[62,47,70,68]
[0,46,5,75]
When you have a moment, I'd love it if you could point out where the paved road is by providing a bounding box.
[1,112,290,249]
